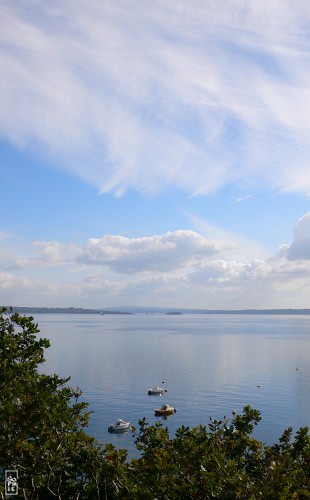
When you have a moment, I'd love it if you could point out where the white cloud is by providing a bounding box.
[88,252,310,308]
[234,195,253,203]
[1,1,310,196]
[1,214,310,309]
[0,272,23,289]
[0,271,87,307]
[0,233,35,270]
[0,230,230,275]
[79,230,231,272]
[185,213,268,262]
[1,247,310,309]
[285,212,310,260]
[33,241,80,264]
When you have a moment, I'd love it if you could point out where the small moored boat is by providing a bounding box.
[154,404,177,416]
[108,419,131,433]
[147,381,167,395]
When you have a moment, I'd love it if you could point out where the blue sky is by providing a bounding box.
[1,0,310,309]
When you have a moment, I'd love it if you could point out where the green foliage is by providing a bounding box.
[1,307,310,499]
[0,308,111,499]
[122,408,310,499]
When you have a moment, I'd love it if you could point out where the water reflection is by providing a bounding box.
[36,313,310,458]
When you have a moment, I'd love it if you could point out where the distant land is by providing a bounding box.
[7,307,132,315]
[6,306,310,315]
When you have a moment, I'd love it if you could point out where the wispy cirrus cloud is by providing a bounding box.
[1,0,310,196]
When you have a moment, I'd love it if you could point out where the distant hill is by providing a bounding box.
[7,307,132,315]
[101,305,310,315]
[6,306,310,315]
[165,311,183,315]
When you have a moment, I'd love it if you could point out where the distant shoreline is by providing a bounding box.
[6,306,310,315]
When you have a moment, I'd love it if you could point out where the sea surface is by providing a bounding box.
[34,313,310,459]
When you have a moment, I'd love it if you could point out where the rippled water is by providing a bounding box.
[36,313,310,458]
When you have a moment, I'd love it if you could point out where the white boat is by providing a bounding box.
[147,381,167,395]
[108,418,131,433]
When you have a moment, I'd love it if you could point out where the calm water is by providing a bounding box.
[35,313,310,458]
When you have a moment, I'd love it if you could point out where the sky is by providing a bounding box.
[1,0,310,310]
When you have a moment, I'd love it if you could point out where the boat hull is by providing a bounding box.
[154,407,176,416]
[148,388,167,395]
[108,426,130,433]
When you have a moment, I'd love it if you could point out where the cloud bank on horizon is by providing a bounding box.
[1,214,310,309]
[1,0,310,309]
[1,0,310,197]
